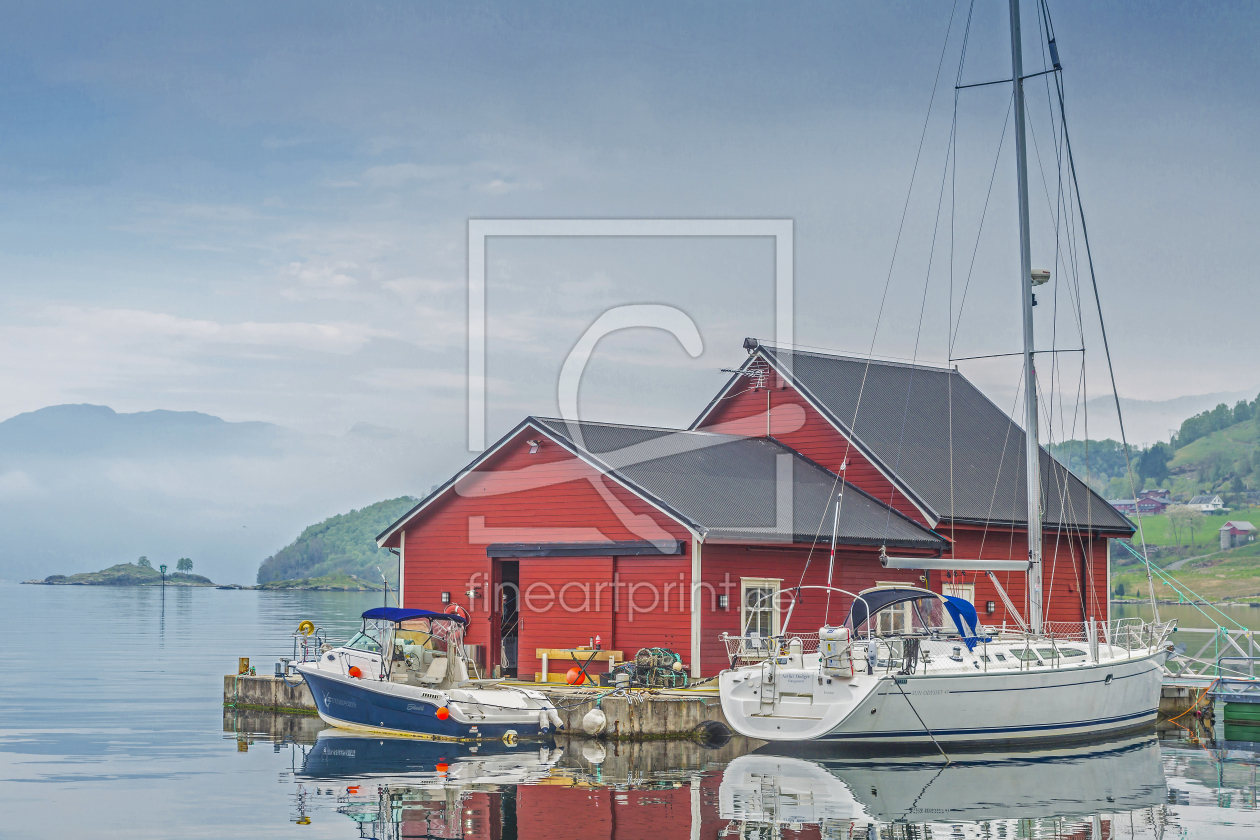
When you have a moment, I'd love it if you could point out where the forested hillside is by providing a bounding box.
[1050,391,1260,504]
[255,497,417,585]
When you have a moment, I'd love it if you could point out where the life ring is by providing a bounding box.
[444,604,469,621]
[297,620,315,637]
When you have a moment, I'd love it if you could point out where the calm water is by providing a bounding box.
[2,581,1258,839]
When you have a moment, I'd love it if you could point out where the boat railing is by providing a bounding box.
[720,631,820,668]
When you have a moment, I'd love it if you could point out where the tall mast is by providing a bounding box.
[1009,0,1043,634]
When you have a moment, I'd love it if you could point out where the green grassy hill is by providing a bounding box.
[28,562,215,586]
[255,496,417,585]
[1113,541,1260,603]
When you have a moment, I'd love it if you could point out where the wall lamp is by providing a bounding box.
[526,439,541,454]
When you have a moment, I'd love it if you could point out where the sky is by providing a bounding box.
[1,0,1258,512]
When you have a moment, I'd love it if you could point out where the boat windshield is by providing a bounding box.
[851,595,954,638]
[345,630,384,653]
[344,618,400,654]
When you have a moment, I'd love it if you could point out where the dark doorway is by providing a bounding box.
[494,560,520,678]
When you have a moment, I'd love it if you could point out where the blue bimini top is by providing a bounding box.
[361,607,469,625]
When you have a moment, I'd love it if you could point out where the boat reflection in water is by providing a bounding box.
[277,728,1179,838]
[721,736,1170,838]
[292,729,560,835]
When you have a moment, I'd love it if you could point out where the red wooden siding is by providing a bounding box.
[699,372,932,526]
[698,544,920,675]
[939,525,1109,630]
[399,426,689,668]
[612,555,692,664]
[518,556,615,681]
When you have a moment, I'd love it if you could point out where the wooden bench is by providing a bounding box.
[534,648,624,684]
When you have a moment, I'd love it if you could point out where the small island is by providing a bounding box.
[24,559,215,587]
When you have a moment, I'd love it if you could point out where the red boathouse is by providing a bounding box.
[376,340,1133,680]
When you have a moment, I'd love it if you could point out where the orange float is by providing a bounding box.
[348,666,362,678]
[565,666,585,685]
[435,707,450,720]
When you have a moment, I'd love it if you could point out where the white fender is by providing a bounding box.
[581,707,607,735]
[548,708,564,730]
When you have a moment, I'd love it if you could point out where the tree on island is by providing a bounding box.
[137,556,151,568]
[176,558,193,573]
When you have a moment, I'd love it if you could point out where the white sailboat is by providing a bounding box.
[718,0,1173,748]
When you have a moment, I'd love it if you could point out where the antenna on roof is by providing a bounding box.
[721,367,767,390]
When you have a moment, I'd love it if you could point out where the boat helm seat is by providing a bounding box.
[414,656,449,686]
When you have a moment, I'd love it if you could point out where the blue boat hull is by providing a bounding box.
[300,669,548,741]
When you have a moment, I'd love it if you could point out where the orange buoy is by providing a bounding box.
[435,706,450,720]
[436,762,449,773]
[348,666,362,678]
[565,666,584,685]
[347,786,359,794]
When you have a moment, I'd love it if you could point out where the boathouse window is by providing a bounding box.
[941,582,975,605]
[741,578,781,637]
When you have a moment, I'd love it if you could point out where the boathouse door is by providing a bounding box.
[491,559,520,678]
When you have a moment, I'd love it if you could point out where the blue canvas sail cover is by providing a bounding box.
[942,595,983,650]
[361,607,468,625]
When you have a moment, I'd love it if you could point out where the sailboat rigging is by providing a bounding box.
[717,0,1173,747]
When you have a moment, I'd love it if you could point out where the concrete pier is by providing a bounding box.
[224,673,318,715]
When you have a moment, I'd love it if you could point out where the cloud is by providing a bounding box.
[476,179,521,195]
[362,163,453,187]
[381,276,462,302]
[282,258,359,290]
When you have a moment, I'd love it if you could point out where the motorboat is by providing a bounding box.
[295,607,563,742]
[719,585,1171,745]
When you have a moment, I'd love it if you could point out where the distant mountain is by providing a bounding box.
[1083,388,1259,447]
[0,404,444,584]
[256,497,417,585]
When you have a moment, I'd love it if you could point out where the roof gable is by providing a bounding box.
[378,415,946,552]
[696,345,1132,534]
[532,418,945,549]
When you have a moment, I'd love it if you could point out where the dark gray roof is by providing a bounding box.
[530,417,946,550]
[705,346,1132,534]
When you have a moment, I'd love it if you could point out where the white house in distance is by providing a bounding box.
[1189,494,1225,512]
[1220,521,1257,550]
